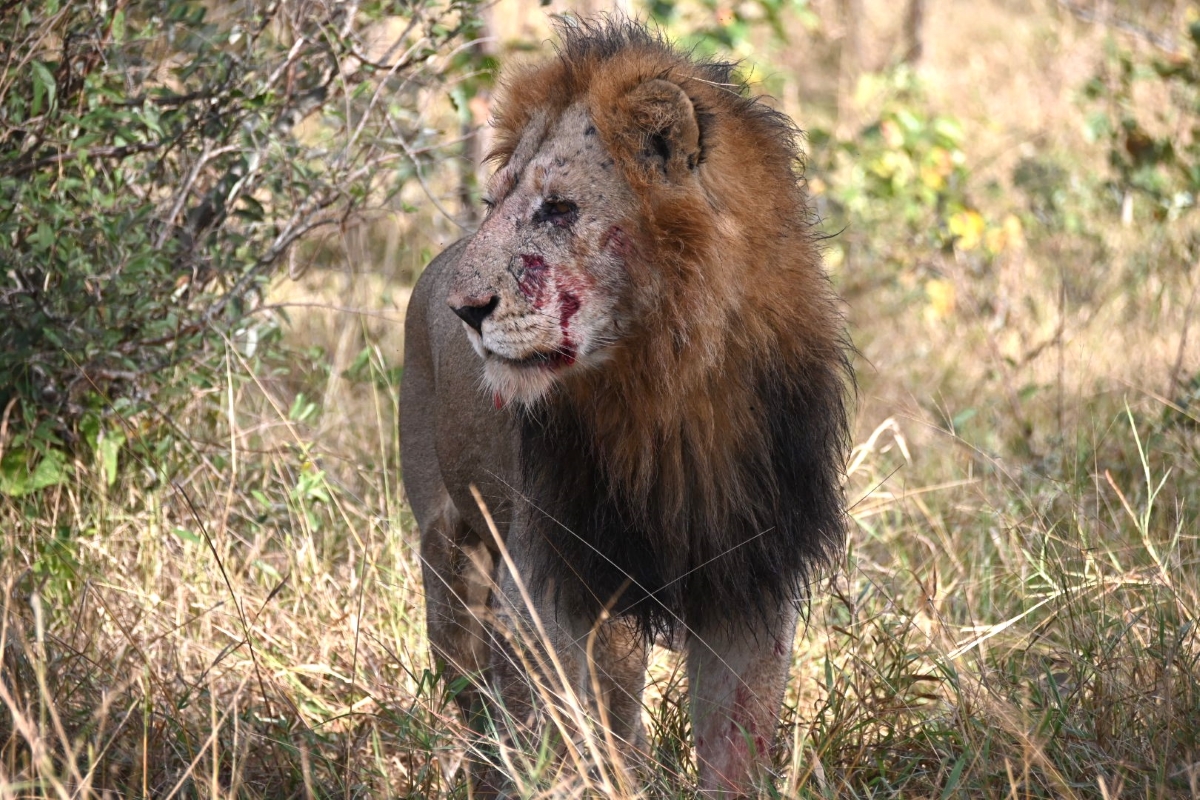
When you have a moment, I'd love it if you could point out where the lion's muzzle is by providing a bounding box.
[449,292,498,333]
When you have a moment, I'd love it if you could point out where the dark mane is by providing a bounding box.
[553,17,738,92]
[521,359,850,639]
[490,17,807,189]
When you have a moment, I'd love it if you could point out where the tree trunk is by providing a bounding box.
[903,0,925,66]
[458,5,496,229]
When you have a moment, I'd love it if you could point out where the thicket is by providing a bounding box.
[0,0,479,496]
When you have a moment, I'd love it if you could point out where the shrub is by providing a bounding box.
[0,0,479,494]
[1083,26,1200,223]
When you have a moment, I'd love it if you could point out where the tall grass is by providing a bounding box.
[4,343,1195,797]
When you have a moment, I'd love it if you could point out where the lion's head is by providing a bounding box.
[447,21,838,410]
[446,99,638,405]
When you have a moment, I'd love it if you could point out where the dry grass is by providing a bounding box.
[4,0,1200,797]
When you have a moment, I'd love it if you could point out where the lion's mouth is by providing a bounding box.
[492,348,576,369]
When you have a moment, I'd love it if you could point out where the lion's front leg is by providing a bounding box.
[587,616,648,762]
[419,499,495,728]
[489,562,591,723]
[687,602,799,797]
[477,560,592,795]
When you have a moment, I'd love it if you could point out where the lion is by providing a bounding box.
[400,19,852,796]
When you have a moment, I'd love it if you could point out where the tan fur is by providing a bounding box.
[401,19,851,796]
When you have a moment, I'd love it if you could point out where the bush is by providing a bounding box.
[0,0,479,494]
[808,68,1016,270]
[1083,26,1200,223]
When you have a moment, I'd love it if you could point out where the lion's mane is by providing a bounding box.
[493,20,853,637]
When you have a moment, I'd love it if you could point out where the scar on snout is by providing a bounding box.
[517,254,550,304]
[557,289,581,367]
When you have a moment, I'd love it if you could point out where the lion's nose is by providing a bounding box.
[451,294,499,333]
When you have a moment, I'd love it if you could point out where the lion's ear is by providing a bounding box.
[616,79,701,182]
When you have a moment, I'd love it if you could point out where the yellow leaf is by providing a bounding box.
[920,163,946,191]
[949,210,985,251]
[986,227,1006,254]
[926,147,954,177]
[1003,213,1024,242]
[985,213,1025,255]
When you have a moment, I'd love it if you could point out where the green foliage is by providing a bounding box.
[810,69,1015,268]
[0,0,477,494]
[646,0,817,56]
[1083,27,1200,408]
[1011,155,1092,234]
[1084,27,1200,222]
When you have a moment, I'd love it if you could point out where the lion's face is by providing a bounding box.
[447,104,639,406]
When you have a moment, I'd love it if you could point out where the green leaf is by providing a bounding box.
[0,451,31,496]
[939,752,969,799]
[173,527,203,546]
[29,449,67,492]
[31,62,56,115]
[98,428,125,486]
[80,413,101,451]
[1083,111,1111,144]
[288,393,317,423]
[0,448,68,497]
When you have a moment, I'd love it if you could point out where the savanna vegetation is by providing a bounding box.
[2,0,1199,797]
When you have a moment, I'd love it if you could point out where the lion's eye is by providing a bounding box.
[536,198,578,227]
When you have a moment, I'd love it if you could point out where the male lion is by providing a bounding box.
[401,19,851,796]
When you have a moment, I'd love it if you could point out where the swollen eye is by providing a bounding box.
[537,198,578,226]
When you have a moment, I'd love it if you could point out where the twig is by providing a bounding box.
[1057,0,1180,53]
[1,140,165,178]
[156,142,236,249]
[172,481,284,745]
[0,396,16,464]
[391,125,469,231]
